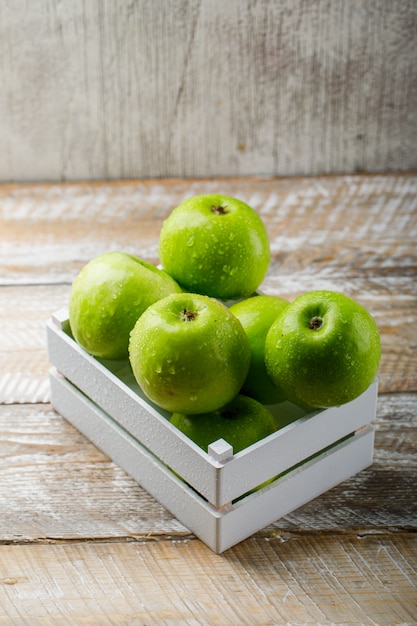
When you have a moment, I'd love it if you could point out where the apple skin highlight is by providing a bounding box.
[69,251,182,360]
[264,290,381,409]
[229,294,290,405]
[128,293,251,414]
[170,395,278,454]
[158,194,270,301]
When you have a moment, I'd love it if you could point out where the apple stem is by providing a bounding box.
[309,316,323,330]
[210,205,228,215]
[180,308,198,322]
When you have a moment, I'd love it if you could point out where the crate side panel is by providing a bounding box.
[48,314,378,509]
[49,369,221,552]
[218,380,378,504]
[217,426,375,553]
[49,369,375,555]
[47,319,220,503]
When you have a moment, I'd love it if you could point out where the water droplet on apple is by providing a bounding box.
[155,364,162,374]
[190,395,197,402]
[186,236,194,247]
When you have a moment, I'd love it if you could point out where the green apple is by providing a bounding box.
[128,292,251,414]
[229,294,289,404]
[158,194,270,300]
[170,394,278,454]
[264,290,381,409]
[69,251,182,360]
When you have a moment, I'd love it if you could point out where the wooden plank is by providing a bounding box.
[0,535,416,624]
[0,394,415,543]
[0,174,415,616]
[1,175,416,283]
[1,175,416,397]
[0,285,69,404]
[0,2,416,181]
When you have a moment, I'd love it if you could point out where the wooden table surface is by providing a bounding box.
[1,174,416,624]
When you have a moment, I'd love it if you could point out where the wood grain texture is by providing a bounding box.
[1,174,415,283]
[0,174,416,620]
[0,394,415,543]
[0,286,68,404]
[0,536,416,624]
[1,175,416,399]
[0,1,416,182]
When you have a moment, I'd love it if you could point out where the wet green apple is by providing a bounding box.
[264,290,381,409]
[69,251,182,360]
[158,194,270,300]
[229,294,289,404]
[170,394,278,454]
[128,292,251,414]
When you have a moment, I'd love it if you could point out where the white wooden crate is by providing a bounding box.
[47,309,377,553]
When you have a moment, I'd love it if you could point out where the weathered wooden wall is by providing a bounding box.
[0,0,416,182]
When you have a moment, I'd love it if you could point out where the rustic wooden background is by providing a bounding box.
[1,1,416,619]
[1,0,416,182]
[1,175,416,622]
